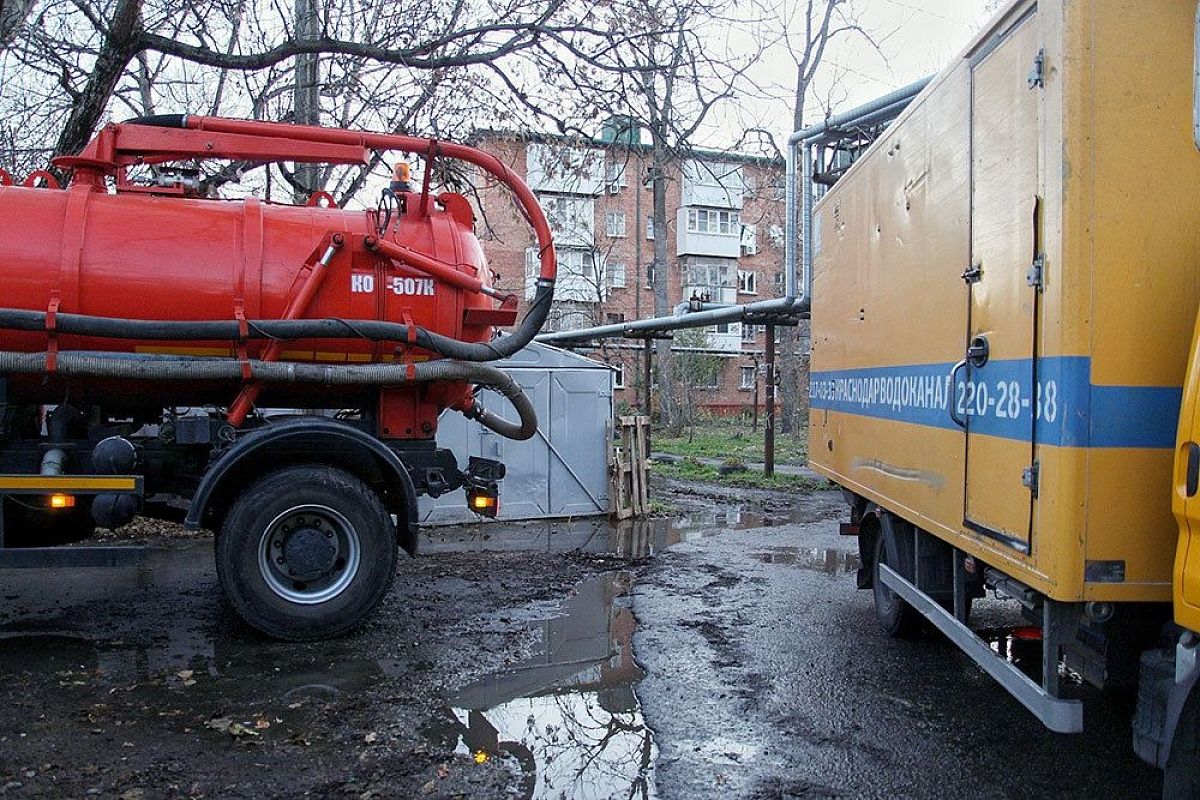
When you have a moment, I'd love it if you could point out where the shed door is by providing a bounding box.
[962,8,1042,553]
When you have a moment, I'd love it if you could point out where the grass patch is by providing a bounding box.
[646,497,681,516]
[651,423,808,467]
[651,458,824,492]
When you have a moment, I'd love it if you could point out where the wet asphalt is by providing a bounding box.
[634,517,1161,799]
[0,487,1165,798]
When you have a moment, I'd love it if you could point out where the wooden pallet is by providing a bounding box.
[611,416,650,519]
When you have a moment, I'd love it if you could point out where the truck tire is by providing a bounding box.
[873,529,921,638]
[215,465,399,641]
[1164,692,1199,799]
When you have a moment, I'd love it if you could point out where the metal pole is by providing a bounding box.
[642,336,653,452]
[752,353,760,433]
[765,325,776,476]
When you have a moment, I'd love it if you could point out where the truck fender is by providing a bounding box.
[184,418,419,555]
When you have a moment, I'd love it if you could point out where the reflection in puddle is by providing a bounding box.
[429,572,656,799]
[975,625,1084,687]
[751,546,861,574]
[423,504,831,559]
[978,626,1044,681]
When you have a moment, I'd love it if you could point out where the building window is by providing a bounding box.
[740,365,756,390]
[605,161,627,194]
[613,363,626,389]
[606,312,625,326]
[607,261,627,288]
[737,270,757,295]
[774,272,786,294]
[544,300,597,333]
[686,207,741,236]
[740,224,758,256]
[605,211,627,238]
[685,261,735,304]
[529,247,602,302]
[645,216,655,240]
[539,193,595,246]
[645,261,655,288]
[742,324,758,343]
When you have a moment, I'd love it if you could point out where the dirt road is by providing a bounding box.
[0,484,1161,798]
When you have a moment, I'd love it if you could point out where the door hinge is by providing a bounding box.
[1028,49,1045,89]
[1027,253,1045,289]
[962,265,982,284]
[1022,461,1040,497]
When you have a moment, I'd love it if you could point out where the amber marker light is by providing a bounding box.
[467,490,498,518]
[48,493,76,509]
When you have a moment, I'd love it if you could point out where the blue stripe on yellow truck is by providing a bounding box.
[811,357,1182,449]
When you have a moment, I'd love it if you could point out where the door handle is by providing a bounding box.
[949,359,968,429]
[967,335,990,367]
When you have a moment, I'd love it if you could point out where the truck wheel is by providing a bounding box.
[873,530,921,638]
[215,465,398,641]
[1165,693,1199,799]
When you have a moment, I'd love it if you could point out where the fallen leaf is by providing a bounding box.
[205,718,232,734]
[227,722,259,738]
[436,763,450,780]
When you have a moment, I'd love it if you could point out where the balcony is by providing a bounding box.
[676,207,742,258]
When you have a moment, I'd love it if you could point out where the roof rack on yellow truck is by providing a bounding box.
[798,0,1200,791]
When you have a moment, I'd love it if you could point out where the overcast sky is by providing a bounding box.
[708,0,998,152]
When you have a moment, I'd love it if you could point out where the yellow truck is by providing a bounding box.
[803,0,1200,788]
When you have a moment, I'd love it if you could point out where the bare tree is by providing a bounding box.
[777,0,886,438]
[0,0,611,187]
[563,0,765,435]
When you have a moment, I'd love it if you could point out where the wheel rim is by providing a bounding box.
[257,504,361,605]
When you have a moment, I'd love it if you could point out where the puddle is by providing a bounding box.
[1,541,661,796]
[976,625,1085,688]
[426,572,657,799]
[750,546,861,574]
[422,503,833,558]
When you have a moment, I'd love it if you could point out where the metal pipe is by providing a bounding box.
[642,337,652,417]
[764,324,776,476]
[536,295,801,345]
[672,300,732,316]
[40,448,66,477]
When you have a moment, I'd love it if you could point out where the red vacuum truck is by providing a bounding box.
[0,115,557,639]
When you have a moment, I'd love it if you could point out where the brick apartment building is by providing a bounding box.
[471,119,791,417]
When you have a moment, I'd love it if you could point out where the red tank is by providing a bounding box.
[0,116,556,438]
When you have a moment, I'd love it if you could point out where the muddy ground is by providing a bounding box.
[0,480,1162,798]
